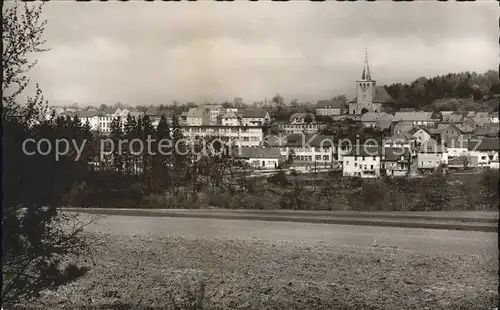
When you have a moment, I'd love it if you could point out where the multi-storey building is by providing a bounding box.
[342,145,381,178]
[181,125,264,148]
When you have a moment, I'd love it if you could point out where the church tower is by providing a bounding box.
[355,49,376,111]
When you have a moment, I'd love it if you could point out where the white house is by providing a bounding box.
[315,99,343,116]
[202,104,224,125]
[444,137,469,161]
[77,111,100,131]
[239,109,271,127]
[468,138,499,168]
[417,139,448,171]
[220,110,242,126]
[181,125,264,148]
[342,145,381,178]
[276,134,338,169]
[233,147,281,170]
[186,107,210,126]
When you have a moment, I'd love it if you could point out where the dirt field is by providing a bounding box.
[17,224,498,310]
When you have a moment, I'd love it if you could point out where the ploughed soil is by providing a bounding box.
[16,232,498,309]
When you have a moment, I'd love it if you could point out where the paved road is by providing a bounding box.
[85,215,498,256]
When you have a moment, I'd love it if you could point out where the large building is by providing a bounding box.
[348,50,396,115]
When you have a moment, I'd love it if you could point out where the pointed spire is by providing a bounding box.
[362,48,371,80]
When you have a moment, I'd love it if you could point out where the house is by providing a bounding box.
[392,121,416,136]
[360,112,392,128]
[76,110,100,131]
[276,134,337,169]
[220,110,241,126]
[468,137,499,168]
[392,112,437,126]
[278,113,324,135]
[342,145,381,178]
[409,126,432,150]
[145,107,174,127]
[474,123,499,139]
[381,147,411,177]
[239,109,271,127]
[203,104,224,125]
[316,99,344,116]
[417,139,448,171]
[440,123,469,144]
[232,147,281,170]
[442,113,465,124]
[444,137,469,161]
[490,112,499,124]
[348,51,396,115]
[179,111,188,125]
[181,125,264,148]
[383,133,411,149]
[186,107,210,126]
[471,112,491,127]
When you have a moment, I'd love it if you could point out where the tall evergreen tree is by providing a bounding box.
[109,117,123,172]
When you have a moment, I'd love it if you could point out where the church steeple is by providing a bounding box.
[361,48,371,81]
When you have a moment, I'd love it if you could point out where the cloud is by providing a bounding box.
[26,1,499,106]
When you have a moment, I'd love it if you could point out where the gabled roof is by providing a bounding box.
[392,121,415,134]
[239,108,269,119]
[419,139,446,153]
[382,147,411,161]
[468,138,499,151]
[442,113,464,123]
[285,134,336,148]
[76,110,99,118]
[222,110,240,119]
[316,99,344,109]
[385,133,410,144]
[393,112,434,122]
[361,112,392,123]
[474,123,499,137]
[348,86,395,104]
[345,145,381,157]
[444,137,469,149]
[187,107,206,118]
[376,119,393,130]
[233,147,281,159]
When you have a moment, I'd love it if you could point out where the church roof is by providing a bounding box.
[349,86,396,104]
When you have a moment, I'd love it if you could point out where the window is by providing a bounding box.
[373,156,376,160]
[354,156,357,161]
[316,155,321,160]
[362,156,365,161]
[370,165,373,170]
[354,163,357,167]
[323,155,329,161]
[346,161,349,165]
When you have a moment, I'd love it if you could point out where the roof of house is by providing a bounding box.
[456,124,476,133]
[285,134,336,147]
[393,112,434,122]
[490,112,499,118]
[385,133,410,144]
[316,99,344,109]
[444,136,469,149]
[419,139,447,153]
[222,110,240,119]
[233,147,281,159]
[392,121,415,134]
[239,108,269,118]
[361,112,392,123]
[187,107,207,118]
[345,145,381,157]
[474,123,499,137]
[382,147,411,161]
[375,119,393,130]
[399,108,417,112]
[76,110,100,118]
[466,111,476,118]
[468,138,499,151]
[349,86,396,104]
[442,113,464,123]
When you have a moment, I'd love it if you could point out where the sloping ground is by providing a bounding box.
[17,232,498,309]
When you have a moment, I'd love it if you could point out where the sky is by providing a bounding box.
[21,1,499,107]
